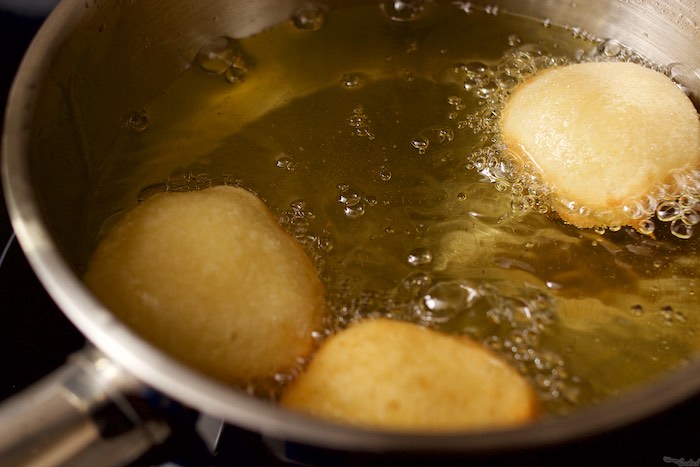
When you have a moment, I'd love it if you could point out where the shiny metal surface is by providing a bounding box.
[2,0,700,456]
[0,347,169,466]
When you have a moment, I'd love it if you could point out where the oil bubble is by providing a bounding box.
[292,3,326,31]
[599,39,622,57]
[167,168,193,192]
[364,195,378,206]
[407,247,433,266]
[276,155,296,171]
[656,201,682,222]
[127,110,149,131]
[418,281,480,324]
[412,126,454,154]
[452,1,473,14]
[464,61,489,77]
[623,201,644,219]
[316,232,334,253]
[224,66,246,84]
[380,0,427,22]
[671,219,693,239]
[344,203,366,219]
[638,218,655,235]
[347,106,375,139]
[195,36,248,83]
[196,37,243,73]
[507,34,522,47]
[338,190,361,206]
[477,80,499,98]
[682,209,700,225]
[411,136,429,154]
[378,168,392,181]
[678,194,697,209]
[340,72,364,89]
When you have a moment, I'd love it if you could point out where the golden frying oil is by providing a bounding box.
[103,2,699,414]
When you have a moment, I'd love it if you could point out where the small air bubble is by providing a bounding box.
[380,0,426,22]
[638,219,656,235]
[379,168,392,181]
[599,39,622,57]
[127,110,149,131]
[630,304,644,317]
[340,73,364,89]
[411,136,429,154]
[275,155,296,171]
[292,4,326,31]
[507,34,522,46]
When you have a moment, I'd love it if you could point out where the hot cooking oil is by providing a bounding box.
[100,1,700,415]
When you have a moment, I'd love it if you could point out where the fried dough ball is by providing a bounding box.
[281,319,538,431]
[500,61,700,229]
[84,185,325,385]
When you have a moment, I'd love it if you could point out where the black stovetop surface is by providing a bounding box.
[1,6,698,467]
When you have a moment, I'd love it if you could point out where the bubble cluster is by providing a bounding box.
[336,182,376,219]
[347,106,375,140]
[195,36,248,84]
[621,170,700,239]
[278,198,334,258]
[658,305,688,326]
[389,272,580,409]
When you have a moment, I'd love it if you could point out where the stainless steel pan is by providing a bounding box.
[1,0,699,465]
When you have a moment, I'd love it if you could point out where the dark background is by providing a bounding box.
[0,4,698,466]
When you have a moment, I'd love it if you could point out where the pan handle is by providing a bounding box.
[0,346,170,467]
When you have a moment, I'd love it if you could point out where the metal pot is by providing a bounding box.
[1,0,699,465]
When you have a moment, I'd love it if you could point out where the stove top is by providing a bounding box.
[1,5,698,467]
